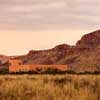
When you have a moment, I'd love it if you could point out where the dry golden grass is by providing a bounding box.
[0,74,100,100]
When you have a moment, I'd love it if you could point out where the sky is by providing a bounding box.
[0,0,100,56]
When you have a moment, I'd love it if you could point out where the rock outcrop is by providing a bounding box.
[1,29,100,73]
[17,30,100,73]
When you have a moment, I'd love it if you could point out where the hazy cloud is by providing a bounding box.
[0,0,100,31]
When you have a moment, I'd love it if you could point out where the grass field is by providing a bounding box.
[0,74,100,100]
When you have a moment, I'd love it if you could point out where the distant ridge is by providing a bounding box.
[1,29,100,73]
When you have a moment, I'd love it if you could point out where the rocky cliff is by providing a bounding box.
[1,29,100,73]
[17,30,100,73]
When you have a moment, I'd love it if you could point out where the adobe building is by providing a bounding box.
[9,58,69,73]
[9,58,31,73]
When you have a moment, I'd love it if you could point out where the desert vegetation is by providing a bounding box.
[0,75,100,100]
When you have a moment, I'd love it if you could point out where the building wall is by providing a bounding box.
[9,59,69,73]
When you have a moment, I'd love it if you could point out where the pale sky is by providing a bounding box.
[0,0,100,56]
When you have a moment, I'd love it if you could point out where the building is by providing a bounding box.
[9,58,69,73]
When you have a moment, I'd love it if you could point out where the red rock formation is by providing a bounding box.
[76,30,100,48]
[2,29,100,73]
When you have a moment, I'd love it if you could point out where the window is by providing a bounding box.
[19,62,22,65]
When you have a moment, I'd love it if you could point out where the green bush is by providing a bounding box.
[0,67,9,74]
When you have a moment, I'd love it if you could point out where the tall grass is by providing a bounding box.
[0,75,100,100]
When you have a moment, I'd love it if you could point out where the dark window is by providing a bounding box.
[19,63,22,65]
